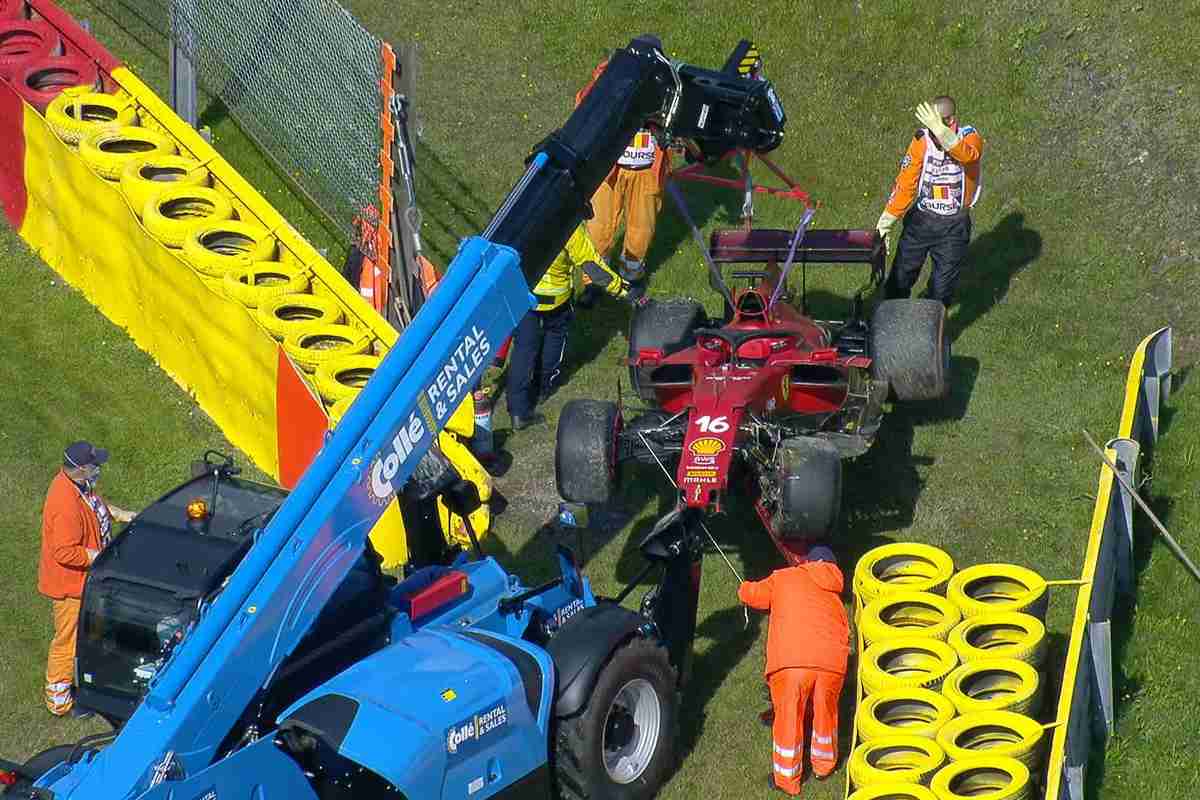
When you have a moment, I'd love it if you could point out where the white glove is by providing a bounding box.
[915,102,959,149]
[86,548,99,564]
[876,211,899,254]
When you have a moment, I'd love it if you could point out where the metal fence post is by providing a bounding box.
[169,0,198,128]
[1109,438,1140,595]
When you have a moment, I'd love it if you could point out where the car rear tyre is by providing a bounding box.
[869,299,950,402]
[556,400,621,505]
[554,637,679,800]
[628,300,705,404]
[774,436,841,539]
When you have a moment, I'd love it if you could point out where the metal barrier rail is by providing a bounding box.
[1045,327,1173,799]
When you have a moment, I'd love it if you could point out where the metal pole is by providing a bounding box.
[169,0,198,128]
[1081,428,1200,586]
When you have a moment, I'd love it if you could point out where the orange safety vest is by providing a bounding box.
[39,470,107,600]
[739,562,850,676]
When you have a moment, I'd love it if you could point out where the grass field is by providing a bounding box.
[3,0,1199,797]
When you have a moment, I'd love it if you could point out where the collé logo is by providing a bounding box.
[368,412,427,504]
[446,703,508,754]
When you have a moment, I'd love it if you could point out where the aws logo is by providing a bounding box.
[689,437,725,456]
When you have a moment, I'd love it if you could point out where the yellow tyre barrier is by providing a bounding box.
[182,220,278,278]
[256,293,343,341]
[935,711,1045,771]
[120,154,210,215]
[854,543,955,602]
[314,353,381,403]
[860,637,958,695]
[946,565,1048,621]
[858,687,957,741]
[222,261,310,308]
[142,185,235,248]
[849,785,937,800]
[941,658,1041,717]
[282,323,372,373]
[929,756,1031,800]
[947,613,1046,667]
[861,591,962,645]
[326,395,355,427]
[46,86,137,146]
[849,785,938,800]
[79,125,176,180]
[849,735,945,789]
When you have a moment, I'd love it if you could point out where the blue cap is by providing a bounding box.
[64,441,108,469]
[804,544,836,564]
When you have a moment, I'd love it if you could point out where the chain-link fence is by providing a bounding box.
[91,0,385,239]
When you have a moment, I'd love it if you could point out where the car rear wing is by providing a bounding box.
[708,228,885,283]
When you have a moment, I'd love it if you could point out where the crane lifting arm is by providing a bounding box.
[46,35,786,800]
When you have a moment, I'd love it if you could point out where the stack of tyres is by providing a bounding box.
[850,544,1053,795]
[0,18,58,81]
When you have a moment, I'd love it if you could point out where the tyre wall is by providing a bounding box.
[0,0,492,566]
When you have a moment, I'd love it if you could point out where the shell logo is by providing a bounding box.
[690,437,725,456]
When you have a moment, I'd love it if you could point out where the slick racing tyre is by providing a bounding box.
[627,299,705,404]
[773,436,841,540]
[556,399,622,505]
[860,637,958,695]
[860,591,962,645]
[947,613,1047,667]
[182,220,278,278]
[282,323,372,373]
[854,543,955,602]
[936,711,1045,772]
[257,293,344,341]
[849,785,937,800]
[314,353,381,403]
[79,124,176,180]
[929,756,1031,800]
[554,636,679,800]
[870,298,949,402]
[0,20,59,80]
[121,154,210,215]
[222,261,310,308]
[849,735,945,789]
[45,86,137,146]
[142,185,235,248]
[858,687,957,742]
[946,565,1049,622]
[325,395,355,428]
[941,658,1041,717]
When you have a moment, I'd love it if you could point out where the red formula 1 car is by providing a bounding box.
[554,219,949,563]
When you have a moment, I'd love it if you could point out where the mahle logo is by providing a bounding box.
[368,412,427,503]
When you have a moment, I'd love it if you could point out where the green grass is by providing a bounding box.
[2,0,1199,798]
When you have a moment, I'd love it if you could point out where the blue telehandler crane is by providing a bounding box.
[1,34,786,800]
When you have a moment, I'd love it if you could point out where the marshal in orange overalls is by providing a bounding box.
[574,58,668,283]
[739,546,850,795]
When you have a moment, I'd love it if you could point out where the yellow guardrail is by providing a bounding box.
[1044,327,1172,799]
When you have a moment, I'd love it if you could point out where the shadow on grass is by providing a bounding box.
[411,139,495,266]
[946,211,1042,341]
